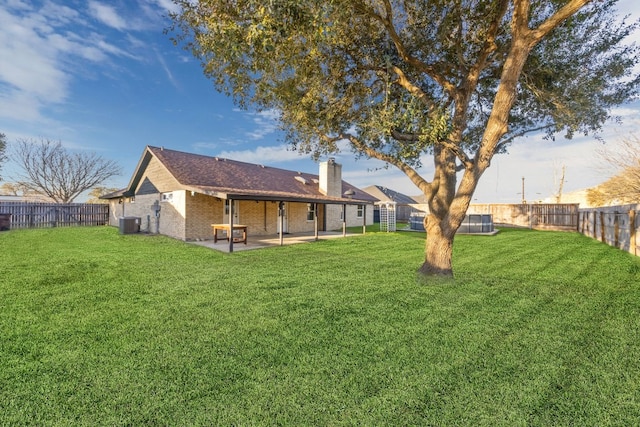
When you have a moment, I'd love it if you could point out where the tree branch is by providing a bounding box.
[529,0,592,46]
[358,0,457,96]
[494,124,557,152]
[328,132,434,196]
[391,65,436,112]
[464,0,510,92]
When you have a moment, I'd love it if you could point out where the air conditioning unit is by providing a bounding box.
[119,216,140,234]
[0,213,11,231]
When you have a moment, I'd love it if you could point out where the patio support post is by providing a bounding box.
[228,198,234,253]
[279,201,284,246]
[342,204,347,237]
[363,205,366,234]
[314,203,319,241]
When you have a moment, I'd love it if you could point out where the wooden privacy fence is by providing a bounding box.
[579,204,639,256]
[529,204,579,230]
[0,202,109,229]
[467,203,579,230]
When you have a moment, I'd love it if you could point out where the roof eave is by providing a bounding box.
[185,185,374,204]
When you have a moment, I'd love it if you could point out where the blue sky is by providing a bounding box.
[1,0,639,203]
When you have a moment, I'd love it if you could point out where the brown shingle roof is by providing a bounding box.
[134,146,375,204]
[362,185,418,205]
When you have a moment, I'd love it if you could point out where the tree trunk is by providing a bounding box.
[418,213,457,278]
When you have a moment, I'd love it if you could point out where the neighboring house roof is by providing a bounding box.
[0,194,53,202]
[362,185,418,205]
[103,146,376,204]
[411,194,428,204]
[100,188,128,199]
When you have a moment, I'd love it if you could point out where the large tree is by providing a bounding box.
[170,0,639,278]
[12,138,122,204]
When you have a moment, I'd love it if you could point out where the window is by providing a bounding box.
[224,200,239,222]
[306,203,316,221]
[356,204,364,218]
[161,192,173,202]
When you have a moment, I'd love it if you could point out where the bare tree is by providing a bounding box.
[588,135,640,205]
[554,164,567,203]
[11,138,122,203]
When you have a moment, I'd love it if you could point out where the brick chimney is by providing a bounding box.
[319,157,342,197]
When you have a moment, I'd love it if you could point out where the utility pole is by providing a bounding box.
[521,176,525,204]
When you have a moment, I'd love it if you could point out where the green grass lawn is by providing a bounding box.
[1,226,639,426]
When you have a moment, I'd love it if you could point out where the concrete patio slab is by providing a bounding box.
[188,231,361,252]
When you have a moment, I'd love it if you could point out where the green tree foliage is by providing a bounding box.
[87,186,120,204]
[170,0,640,277]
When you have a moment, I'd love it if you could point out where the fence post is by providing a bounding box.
[613,211,620,248]
[575,206,580,232]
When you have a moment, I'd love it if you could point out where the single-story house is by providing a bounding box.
[102,146,376,245]
[362,185,419,222]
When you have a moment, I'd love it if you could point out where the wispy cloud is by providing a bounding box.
[192,142,218,151]
[155,49,180,89]
[244,109,281,140]
[0,1,165,124]
[88,1,127,31]
[88,1,167,32]
[0,4,70,120]
[143,0,181,16]
[216,144,306,164]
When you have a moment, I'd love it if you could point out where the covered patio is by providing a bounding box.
[189,230,363,252]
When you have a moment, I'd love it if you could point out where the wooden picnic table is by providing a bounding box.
[211,224,248,244]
